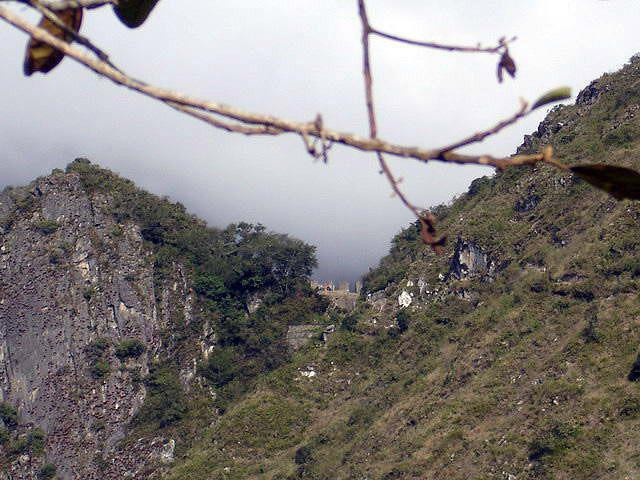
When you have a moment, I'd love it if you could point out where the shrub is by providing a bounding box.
[82,287,96,300]
[603,124,637,146]
[27,428,46,454]
[0,428,9,445]
[529,279,548,293]
[34,219,60,235]
[340,313,359,332]
[38,463,57,480]
[86,338,110,357]
[93,454,109,470]
[294,445,313,465]
[8,428,45,456]
[192,273,228,301]
[85,338,111,379]
[347,401,377,427]
[134,365,188,428]
[9,437,29,455]
[582,307,600,343]
[110,225,124,237]
[528,421,580,461]
[620,397,640,418]
[198,347,241,388]
[467,175,493,196]
[0,402,18,429]
[91,420,106,432]
[115,339,146,360]
[396,310,410,333]
[552,299,572,311]
[90,361,110,379]
[628,354,640,382]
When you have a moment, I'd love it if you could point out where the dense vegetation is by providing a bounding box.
[66,159,327,421]
[0,402,52,468]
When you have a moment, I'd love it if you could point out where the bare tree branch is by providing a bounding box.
[167,102,283,136]
[0,2,571,253]
[358,0,445,252]
[0,4,552,174]
[0,2,573,253]
[7,0,113,9]
[435,99,529,155]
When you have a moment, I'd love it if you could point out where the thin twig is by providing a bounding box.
[370,28,516,54]
[436,99,529,155]
[168,102,282,136]
[358,0,444,252]
[9,0,113,9]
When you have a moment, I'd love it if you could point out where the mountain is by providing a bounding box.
[2,55,640,480]
[0,160,325,479]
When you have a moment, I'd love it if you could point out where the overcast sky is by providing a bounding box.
[1,1,639,283]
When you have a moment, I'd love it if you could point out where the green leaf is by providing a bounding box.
[113,0,160,28]
[531,87,572,111]
[571,164,640,200]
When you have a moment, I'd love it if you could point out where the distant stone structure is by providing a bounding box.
[311,279,358,312]
[310,280,335,293]
[311,280,361,294]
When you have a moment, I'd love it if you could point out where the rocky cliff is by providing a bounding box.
[0,171,192,478]
[0,162,325,479]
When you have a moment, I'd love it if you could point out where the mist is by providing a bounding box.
[1,1,639,282]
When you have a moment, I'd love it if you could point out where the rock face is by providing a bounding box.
[397,291,412,308]
[514,193,540,213]
[286,325,320,351]
[286,324,335,351]
[576,79,608,105]
[321,290,357,312]
[448,237,495,280]
[0,173,192,479]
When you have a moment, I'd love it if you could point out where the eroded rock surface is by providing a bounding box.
[449,237,495,280]
[0,173,191,479]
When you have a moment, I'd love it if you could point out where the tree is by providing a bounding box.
[1,0,639,252]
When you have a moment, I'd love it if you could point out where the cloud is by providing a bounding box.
[1,1,639,282]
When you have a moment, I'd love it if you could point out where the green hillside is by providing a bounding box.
[164,56,640,479]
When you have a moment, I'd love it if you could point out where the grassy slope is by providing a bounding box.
[166,58,640,479]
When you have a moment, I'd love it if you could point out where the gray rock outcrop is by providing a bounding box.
[449,237,495,280]
[0,173,192,479]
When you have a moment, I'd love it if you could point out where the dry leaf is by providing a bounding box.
[502,51,516,78]
[23,8,83,76]
[571,164,640,200]
[114,0,160,29]
[497,51,516,83]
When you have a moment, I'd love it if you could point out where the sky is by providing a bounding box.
[1,1,639,283]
